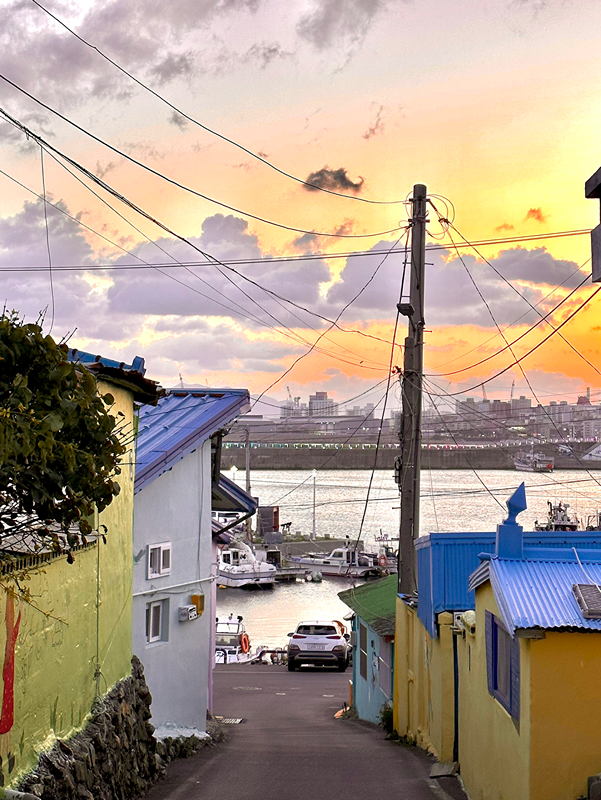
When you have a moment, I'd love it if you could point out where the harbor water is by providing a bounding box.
[216,468,601,649]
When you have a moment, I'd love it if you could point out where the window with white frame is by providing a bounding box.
[146,599,168,643]
[148,542,172,579]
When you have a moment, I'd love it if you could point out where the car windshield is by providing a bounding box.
[297,625,337,636]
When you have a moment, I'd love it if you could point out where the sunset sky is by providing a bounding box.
[1,0,601,412]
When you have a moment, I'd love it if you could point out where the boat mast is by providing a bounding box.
[398,184,428,595]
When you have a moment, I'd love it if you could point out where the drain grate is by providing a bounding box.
[220,718,246,725]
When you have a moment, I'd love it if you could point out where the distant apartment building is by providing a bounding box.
[345,402,375,419]
[280,398,308,418]
[308,391,336,416]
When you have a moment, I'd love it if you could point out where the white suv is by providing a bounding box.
[287,620,350,672]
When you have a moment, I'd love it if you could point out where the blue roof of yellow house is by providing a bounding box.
[469,553,601,636]
[134,388,251,493]
[339,573,397,636]
[414,531,601,638]
[67,347,159,404]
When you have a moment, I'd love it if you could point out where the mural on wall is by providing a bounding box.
[0,592,22,784]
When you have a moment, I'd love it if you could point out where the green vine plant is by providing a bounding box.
[0,311,127,592]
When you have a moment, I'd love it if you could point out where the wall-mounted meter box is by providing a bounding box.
[179,605,198,622]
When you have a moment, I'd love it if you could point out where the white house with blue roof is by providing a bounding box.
[133,388,256,740]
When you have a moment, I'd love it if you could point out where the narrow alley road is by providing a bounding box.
[143,665,465,800]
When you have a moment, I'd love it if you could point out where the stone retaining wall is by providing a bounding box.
[16,657,219,800]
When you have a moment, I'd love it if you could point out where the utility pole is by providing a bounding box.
[311,469,317,541]
[244,428,252,541]
[398,184,427,595]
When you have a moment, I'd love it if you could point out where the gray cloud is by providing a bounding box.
[243,42,292,68]
[323,241,588,327]
[169,111,189,130]
[362,104,386,140]
[296,0,390,50]
[303,166,364,194]
[291,232,319,251]
[0,0,263,112]
[150,53,195,85]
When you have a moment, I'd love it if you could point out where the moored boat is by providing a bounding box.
[514,450,554,472]
[218,540,277,588]
[215,615,264,664]
[534,501,579,532]
[289,546,383,578]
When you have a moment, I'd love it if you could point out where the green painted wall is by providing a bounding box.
[0,381,135,787]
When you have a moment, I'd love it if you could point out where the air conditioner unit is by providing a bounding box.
[349,631,357,647]
[179,605,198,622]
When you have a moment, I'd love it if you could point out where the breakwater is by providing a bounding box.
[221,443,601,471]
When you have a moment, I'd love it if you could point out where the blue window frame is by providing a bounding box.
[486,611,520,720]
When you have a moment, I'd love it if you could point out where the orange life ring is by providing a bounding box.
[240,633,250,653]
[378,554,388,568]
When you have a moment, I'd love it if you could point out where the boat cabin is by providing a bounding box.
[221,549,248,566]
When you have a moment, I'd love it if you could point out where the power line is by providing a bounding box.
[39,146,55,333]
[39,143,390,373]
[29,0,408,207]
[1,112,400,377]
[428,272,591,377]
[0,82,406,240]
[445,218,601,379]
[428,285,601,397]
[431,262,589,371]
[251,229,410,408]
[0,164,404,354]
[0,228,592,271]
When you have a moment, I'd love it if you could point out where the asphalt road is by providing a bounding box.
[143,664,466,800]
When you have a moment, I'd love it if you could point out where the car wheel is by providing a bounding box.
[287,659,296,671]
[337,660,347,672]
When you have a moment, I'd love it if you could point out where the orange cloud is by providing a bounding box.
[524,208,549,224]
[494,223,515,232]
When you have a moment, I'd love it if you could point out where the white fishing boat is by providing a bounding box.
[375,533,399,573]
[534,501,579,532]
[289,546,382,578]
[514,449,554,473]
[218,540,277,588]
[215,615,265,664]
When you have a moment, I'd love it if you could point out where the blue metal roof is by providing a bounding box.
[415,531,601,638]
[213,472,257,514]
[68,348,146,374]
[135,389,250,493]
[469,556,601,635]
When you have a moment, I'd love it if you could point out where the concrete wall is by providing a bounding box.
[221,444,600,471]
[529,631,601,800]
[2,381,136,788]
[393,598,455,762]
[133,440,213,737]
[352,616,394,725]
[456,583,531,800]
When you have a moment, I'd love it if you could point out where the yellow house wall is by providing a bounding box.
[529,631,601,800]
[0,380,135,787]
[457,583,531,800]
[393,597,455,762]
